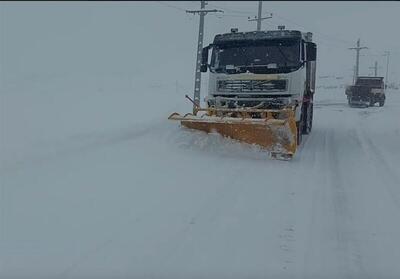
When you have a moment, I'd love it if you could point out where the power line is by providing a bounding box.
[211,9,348,50]
[214,12,274,19]
[266,16,347,49]
[207,3,254,15]
[158,1,395,59]
[273,13,353,46]
[213,13,249,18]
[210,4,347,47]
[156,1,367,51]
[271,13,397,57]
[156,1,187,12]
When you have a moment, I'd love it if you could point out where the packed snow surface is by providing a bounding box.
[1,72,400,278]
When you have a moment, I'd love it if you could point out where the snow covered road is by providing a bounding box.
[1,83,400,278]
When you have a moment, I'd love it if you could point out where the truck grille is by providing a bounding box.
[217,79,287,93]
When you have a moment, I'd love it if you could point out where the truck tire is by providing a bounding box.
[301,104,308,135]
[303,103,313,135]
[309,103,313,132]
[296,121,303,145]
[379,100,385,107]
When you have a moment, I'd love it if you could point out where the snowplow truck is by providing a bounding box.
[345,76,385,107]
[169,28,317,160]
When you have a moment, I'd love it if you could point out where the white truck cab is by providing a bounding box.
[201,27,317,141]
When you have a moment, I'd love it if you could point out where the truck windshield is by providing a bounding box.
[210,39,301,74]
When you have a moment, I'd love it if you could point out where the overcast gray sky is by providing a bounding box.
[1,1,399,88]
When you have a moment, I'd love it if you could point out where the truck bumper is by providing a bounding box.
[349,99,369,107]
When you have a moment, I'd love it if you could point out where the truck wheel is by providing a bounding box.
[296,121,303,145]
[369,100,374,107]
[301,104,308,135]
[309,103,313,132]
[303,103,313,135]
[379,100,385,107]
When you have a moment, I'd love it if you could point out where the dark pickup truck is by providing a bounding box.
[345,77,385,107]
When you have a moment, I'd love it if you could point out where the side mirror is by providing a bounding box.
[200,46,209,72]
[306,42,317,61]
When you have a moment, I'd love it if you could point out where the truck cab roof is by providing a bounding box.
[355,76,384,87]
[357,76,384,80]
[213,29,313,46]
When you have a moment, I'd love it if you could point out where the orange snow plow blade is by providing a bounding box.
[168,107,298,160]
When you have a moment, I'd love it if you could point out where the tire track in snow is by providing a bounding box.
[344,125,396,278]
[274,132,318,274]
[277,193,296,274]
[264,125,321,274]
[300,127,330,278]
[356,127,400,210]
[326,127,369,279]
[300,123,368,278]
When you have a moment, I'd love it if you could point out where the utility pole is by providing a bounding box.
[257,1,262,31]
[383,51,390,87]
[186,1,223,113]
[368,61,382,77]
[248,1,272,31]
[348,39,368,83]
